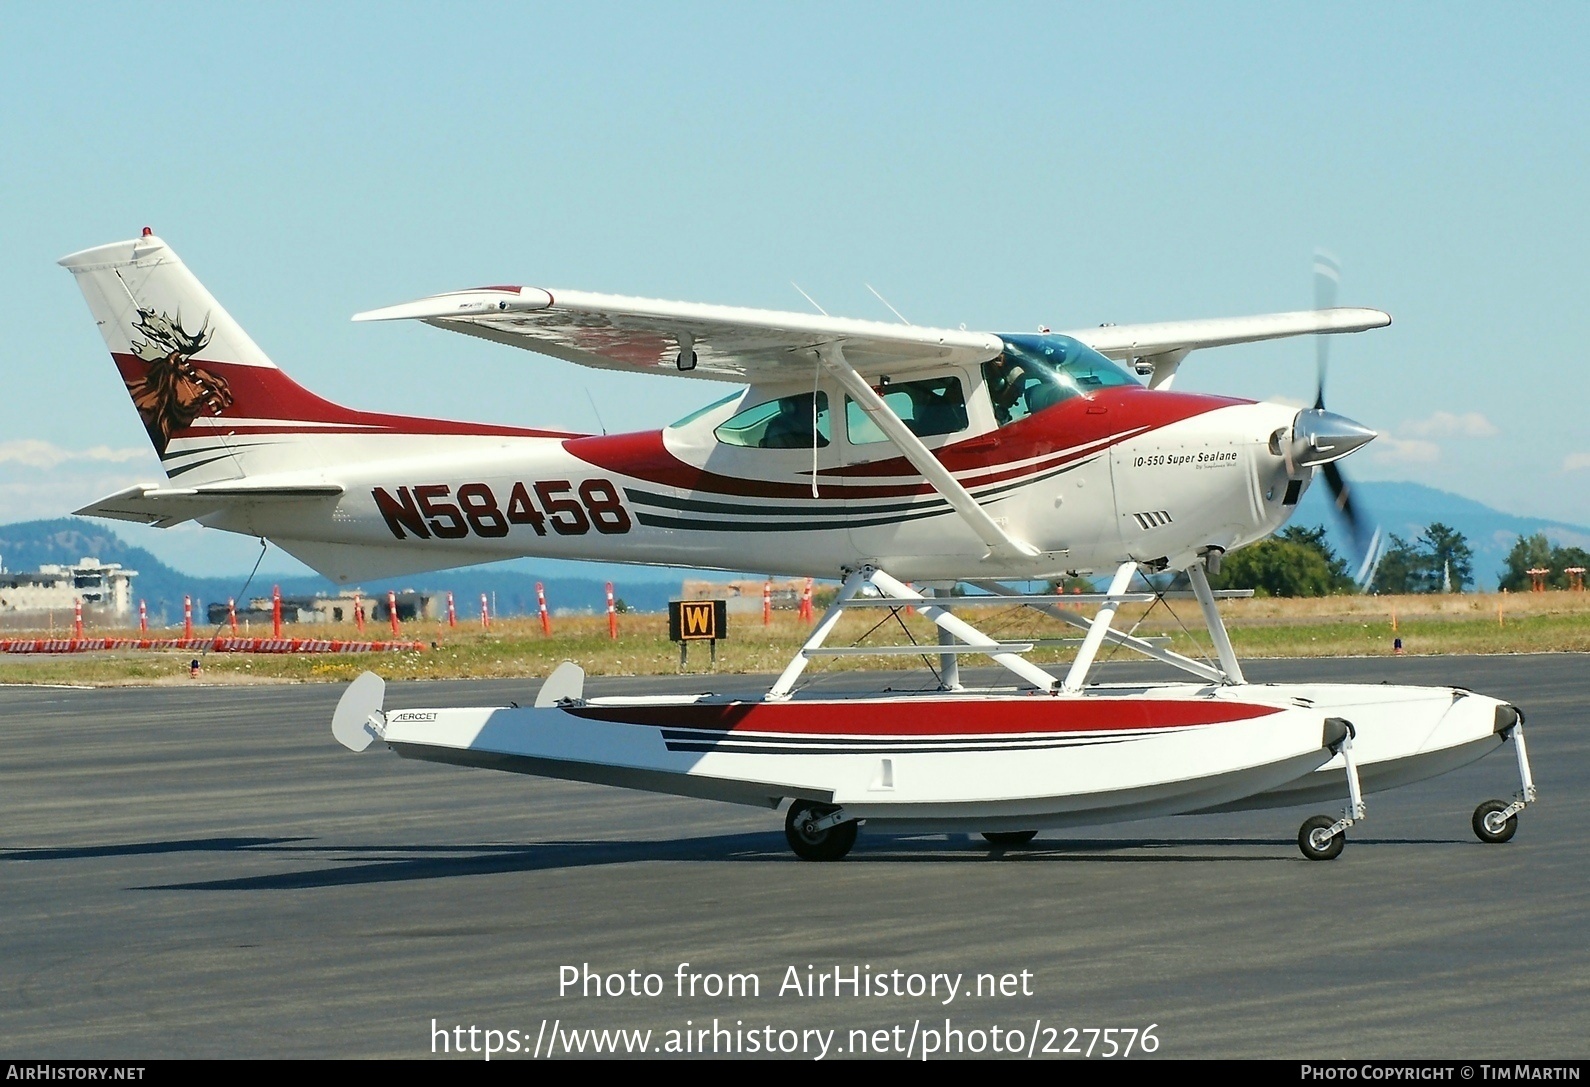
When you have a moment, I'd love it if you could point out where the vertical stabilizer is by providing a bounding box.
[60,232,279,459]
[61,231,577,489]
[58,232,386,477]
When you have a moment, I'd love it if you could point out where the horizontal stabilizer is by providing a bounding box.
[75,481,345,527]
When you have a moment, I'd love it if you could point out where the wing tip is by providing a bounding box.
[353,287,554,323]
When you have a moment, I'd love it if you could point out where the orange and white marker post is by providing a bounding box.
[184,595,194,640]
[480,593,490,630]
[72,598,83,640]
[272,586,283,639]
[800,578,813,622]
[446,591,457,629]
[763,580,772,626]
[536,581,551,635]
[387,590,400,636]
[138,599,147,633]
[228,598,238,632]
[607,582,618,639]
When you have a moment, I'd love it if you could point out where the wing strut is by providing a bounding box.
[815,342,1039,562]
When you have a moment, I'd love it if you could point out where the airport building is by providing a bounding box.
[206,589,440,625]
[680,578,806,614]
[0,557,138,617]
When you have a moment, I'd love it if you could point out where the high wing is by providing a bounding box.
[353,287,1003,382]
[355,286,1389,388]
[1063,308,1391,388]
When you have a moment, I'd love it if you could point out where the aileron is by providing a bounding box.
[1068,308,1391,361]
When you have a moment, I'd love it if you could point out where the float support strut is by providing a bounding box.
[933,590,962,691]
[1061,561,1138,693]
[768,567,869,700]
[1188,559,1244,685]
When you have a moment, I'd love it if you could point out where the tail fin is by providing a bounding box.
[61,231,572,483]
[58,231,397,476]
[59,232,284,458]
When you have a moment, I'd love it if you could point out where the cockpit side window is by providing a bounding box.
[714,391,831,449]
[845,376,968,445]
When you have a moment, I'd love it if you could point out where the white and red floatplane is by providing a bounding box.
[60,232,1535,860]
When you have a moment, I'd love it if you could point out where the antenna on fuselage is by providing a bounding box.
[865,283,912,325]
[584,387,608,436]
[791,282,829,316]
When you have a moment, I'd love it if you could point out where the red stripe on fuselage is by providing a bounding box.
[570,696,1281,735]
[834,387,1247,476]
[111,354,583,440]
[567,387,1246,499]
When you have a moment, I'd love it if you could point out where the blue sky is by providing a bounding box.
[2,3,1586,577]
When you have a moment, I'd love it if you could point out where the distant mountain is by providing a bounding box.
[0,518,681,620]
[1293,481,1590,590]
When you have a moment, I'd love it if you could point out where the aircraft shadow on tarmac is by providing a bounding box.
[0,832,1481,892]
[0,836,312,862]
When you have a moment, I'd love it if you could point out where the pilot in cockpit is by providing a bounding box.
[760,394,829,449]
[985,354,1027,425]
[985,352,1069,425]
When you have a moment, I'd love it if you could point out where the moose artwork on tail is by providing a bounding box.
[124,307,232,453]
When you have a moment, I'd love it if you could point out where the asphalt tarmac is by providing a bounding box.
[1,654,1585,1060]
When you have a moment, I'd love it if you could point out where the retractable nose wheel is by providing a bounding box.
[1298,815,1345,861]
[1472,799,1518,844]
[785,800,858,861]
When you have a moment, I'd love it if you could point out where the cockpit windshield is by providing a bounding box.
[984,334,1138,426]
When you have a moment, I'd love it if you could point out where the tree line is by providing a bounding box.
[1209,523,1477,597]
[1496,533,1590,592]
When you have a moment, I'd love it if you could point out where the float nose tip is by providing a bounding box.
[1290,408,1376,467]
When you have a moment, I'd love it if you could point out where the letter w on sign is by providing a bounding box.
[669,600,726,642]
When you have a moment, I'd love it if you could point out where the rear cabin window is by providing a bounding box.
[845,376,968,445]
[714,391,831,448]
